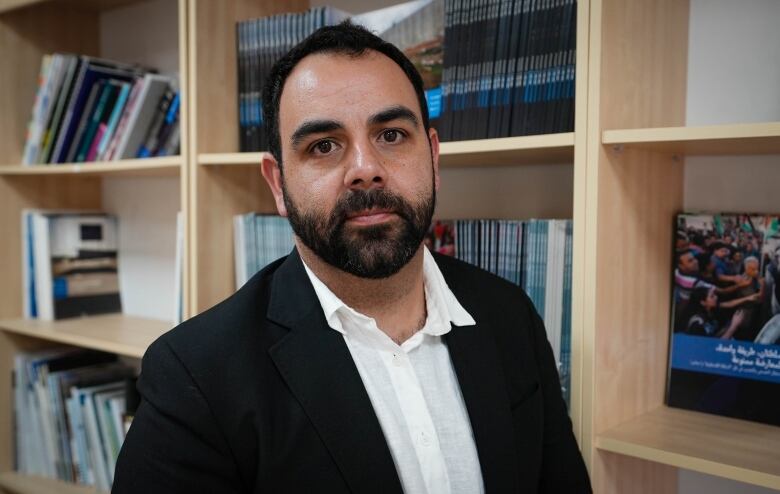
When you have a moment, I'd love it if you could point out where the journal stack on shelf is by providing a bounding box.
[21,54,180,166]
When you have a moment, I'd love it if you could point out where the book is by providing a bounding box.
[233,213,295,289]
[26,211,122,320]
[667,212,780,426]
[426,217,572,406]
[114,74,173,159]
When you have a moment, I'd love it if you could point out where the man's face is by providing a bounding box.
[266,51,439,278]
[678,252,699,274]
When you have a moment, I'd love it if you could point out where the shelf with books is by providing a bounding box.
[595,406,780,490]
[0,156,182,177]
[196,133,575,168]
[602,123,780,156]
[0,314,170,359]
[0,471,101,494]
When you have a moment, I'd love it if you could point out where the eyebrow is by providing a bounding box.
[290,119,344,149]
[368,105,419,128]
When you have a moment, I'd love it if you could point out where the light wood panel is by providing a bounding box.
[0,314,170,358]
[193,166,276,312]
[596,406,780,490]
[0,3,99,163]
[603,122,780,156]
[0,157,182,177]
[584,0,690,491]
[0,471,100,494]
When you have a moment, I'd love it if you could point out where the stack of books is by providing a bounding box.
[13,348,137,491]
[21,54,180,165]
[438,0,577,141]
[22,211,122,321]
[427,218,574,405]
[233,213,296,289]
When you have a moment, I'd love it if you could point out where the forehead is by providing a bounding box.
[278,50,421,130]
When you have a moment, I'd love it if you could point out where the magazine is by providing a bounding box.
[667,213,780,425]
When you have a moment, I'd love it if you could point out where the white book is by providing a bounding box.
[114,73,172,160]
[94,389,125,481]
[173,211,184,324]
[544,220,566,365]
[77,382,124,491]
[234,214,247,290]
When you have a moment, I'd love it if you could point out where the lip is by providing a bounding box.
[345,209,397,225]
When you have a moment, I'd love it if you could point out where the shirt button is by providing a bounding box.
[420,432,431,447]
[392,353,403,367]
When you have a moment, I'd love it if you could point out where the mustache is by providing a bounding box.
[332,189,412,222]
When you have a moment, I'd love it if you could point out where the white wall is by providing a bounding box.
[682,0,779,492]
[99,0,181,323]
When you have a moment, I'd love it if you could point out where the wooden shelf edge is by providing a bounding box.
[439,132,576,154]
[0,471,102,494]
[198,152,266,165]
[602,122,780,156]
[198,133,576,167]
[0,314,171,358]
[595,407,780,490]
[0,156,182,177]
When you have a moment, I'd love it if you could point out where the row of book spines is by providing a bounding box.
[22,53,180,165]
[234,213,295,288]
[438,0,577,141]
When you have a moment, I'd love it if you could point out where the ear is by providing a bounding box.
[428,127,441,192]
[260,153,288,217]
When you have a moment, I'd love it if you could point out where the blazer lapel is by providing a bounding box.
[266,251,403,494]
[445,323,521,493]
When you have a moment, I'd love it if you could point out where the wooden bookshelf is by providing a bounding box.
[0,156,182,177]
[0,471,101,494]
[0,314,170,359]
[603,122,780,156]
[596,407,780,490]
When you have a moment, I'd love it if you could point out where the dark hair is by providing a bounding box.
[261,20,430,167]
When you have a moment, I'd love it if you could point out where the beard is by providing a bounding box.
[283,181,435,279]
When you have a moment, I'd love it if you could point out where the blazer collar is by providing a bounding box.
[267,250,519,492]
[266,250,404,494]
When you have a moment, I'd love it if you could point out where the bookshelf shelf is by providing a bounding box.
[0,471,101,494]
[198,152,265,166]
[0,0,141,15]
[0,314,170,359]
[0,156,182,177]
[602,122,780,156]
[595,407,780,490]
[196,133,576,168]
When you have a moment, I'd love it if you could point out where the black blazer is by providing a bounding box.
[113,250,591,493]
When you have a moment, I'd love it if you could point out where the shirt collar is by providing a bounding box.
[301,247,476,336]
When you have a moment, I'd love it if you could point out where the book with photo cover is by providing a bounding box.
[667,212,780,426]
[27,212,122,320]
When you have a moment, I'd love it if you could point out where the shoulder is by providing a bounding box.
[147,256,289,371]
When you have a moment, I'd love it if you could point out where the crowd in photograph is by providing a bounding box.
[673,214,780,345]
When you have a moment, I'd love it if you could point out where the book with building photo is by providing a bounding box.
[667,213,780,426]
[23,211,122,320]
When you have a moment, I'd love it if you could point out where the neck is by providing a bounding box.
[297,240,427,344]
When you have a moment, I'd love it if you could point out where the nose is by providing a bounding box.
[343,139,387,190]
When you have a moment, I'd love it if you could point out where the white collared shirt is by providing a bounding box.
[302,248,485,494]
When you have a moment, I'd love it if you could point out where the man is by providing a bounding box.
[113,22,590,493]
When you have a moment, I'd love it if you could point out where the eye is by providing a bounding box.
[310,139,337,156]
[380,129,404,143]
